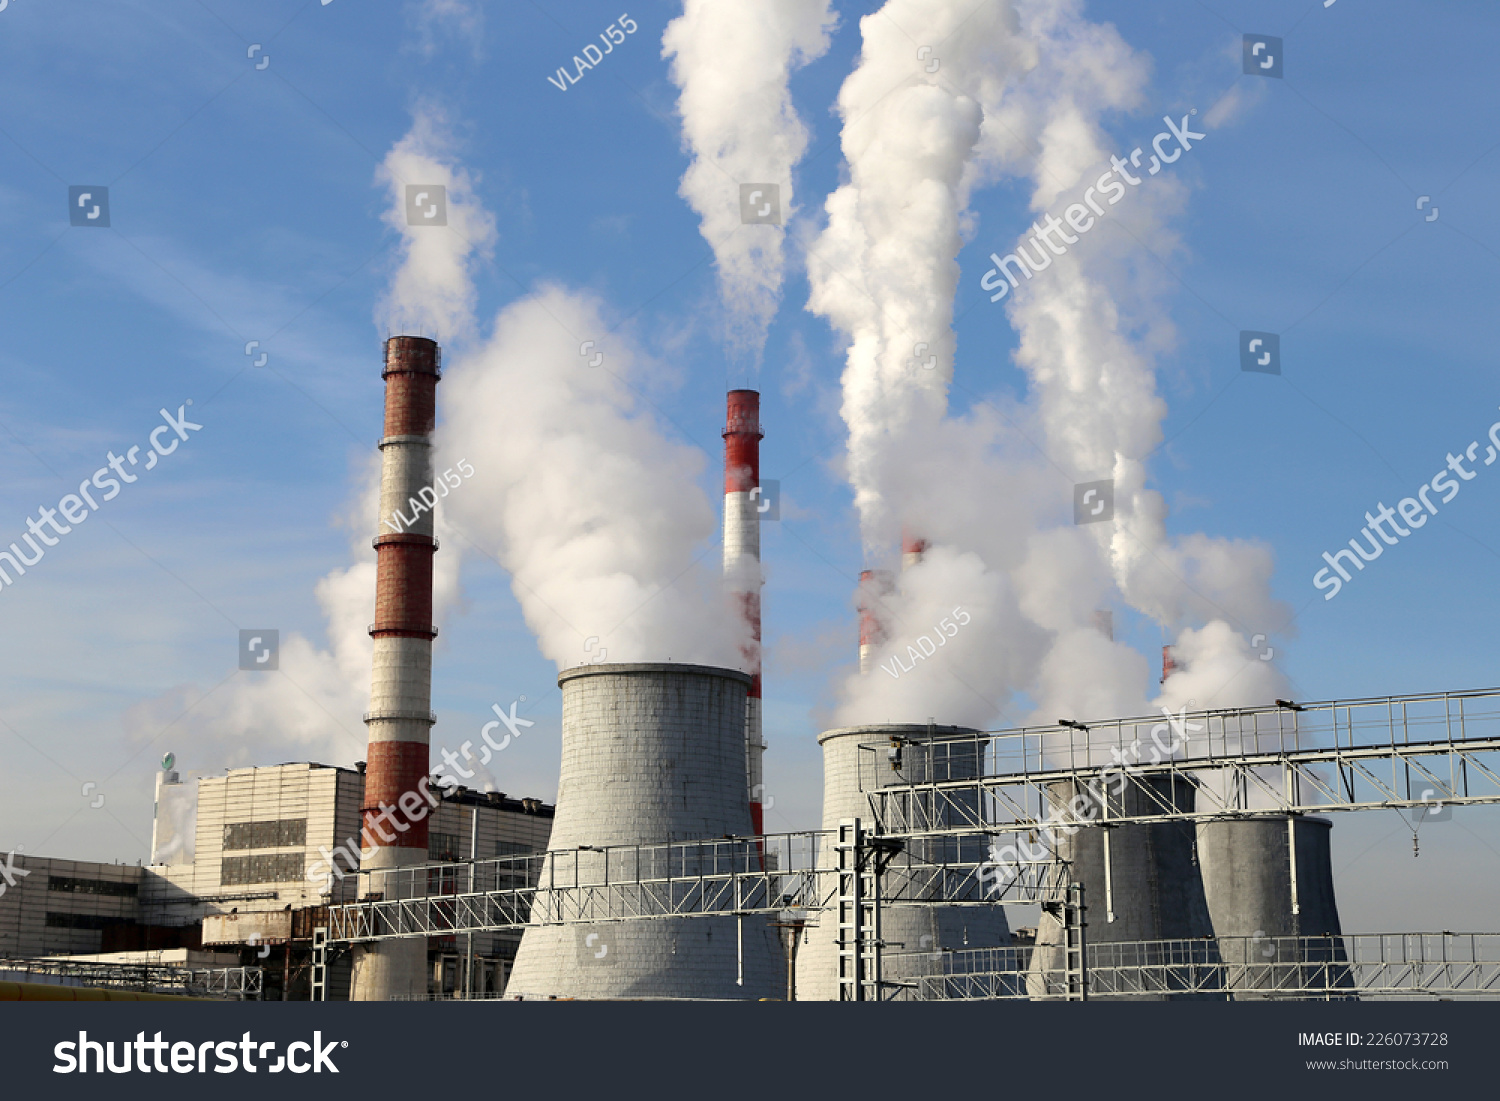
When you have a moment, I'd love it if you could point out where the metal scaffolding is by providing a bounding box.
[911,933,1500,1001]
[0,958,263,999]
[867,687,1500,834]
[326,827,1069,944]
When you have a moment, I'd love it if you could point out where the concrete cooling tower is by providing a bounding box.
[505,663,782,1000]
[796,725,1009,1001]
[1028,774,1215,999]
[1197,816,1351,997]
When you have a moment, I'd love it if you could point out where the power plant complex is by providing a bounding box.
[6,332,1500,1004]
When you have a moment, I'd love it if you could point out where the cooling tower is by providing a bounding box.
[1198,816,1351,998]
[351,335,441,1002]
[796,725,1009,1001]
[1028,774,1216,999]
[505,663,782,999]
[723,389,765,835]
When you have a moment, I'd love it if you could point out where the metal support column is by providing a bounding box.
[1064,882,1087,1001]
[1041,880,1087,1001]
[835,818,889,1001]
[835,819,868,1001]
[834,817,904,1002]
[466,806,477,999]
[311,926,328,1002]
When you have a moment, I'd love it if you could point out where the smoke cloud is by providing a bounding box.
[375,104,496,343]
[125,110,477,776]
[125,445,464,774]
[663,0,838,359]
[812,0,1291,729]
[436,287,741,671]
[129,100,741,792]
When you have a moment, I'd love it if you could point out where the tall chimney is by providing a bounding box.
[351,335,441,1001]
[723,390,765,836]
[1161,644,1178,684]
[900,527,928,571]
[857,569,894,675]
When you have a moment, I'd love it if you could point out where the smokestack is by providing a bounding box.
[1093,610,1113,641]
[351,335,441,1001]
[1161,644,1178,684]
[723,390,764,835]
[900,528,928,571]
[857,569,894,675]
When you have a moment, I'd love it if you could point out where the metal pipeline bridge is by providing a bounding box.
[317,687,1500,1001]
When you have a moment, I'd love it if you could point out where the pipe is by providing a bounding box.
[1288,815,1301,916]
[1102,828,1116,923]
[466,805,477,999]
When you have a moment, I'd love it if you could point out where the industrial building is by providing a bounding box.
[0,760,552,999]
[147,761,553,998]
[0,856,155,960]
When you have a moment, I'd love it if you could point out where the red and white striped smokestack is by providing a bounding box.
[901,528,928,571]
[352,335,441,1001]
[857,569,894,675]
[723,389,765,836]
[1161,644,1178,684]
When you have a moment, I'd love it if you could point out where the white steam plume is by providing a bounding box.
[811,0,1049,728]
[996,0,1293,713]
[436,287,741,671]
[813,0,1292,729]
[806,0,1031,550]
[663,0,837,358]
[125,110,478,772]
[125,453,462,771]
[376,104,496,343]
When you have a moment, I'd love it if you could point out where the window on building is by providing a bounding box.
[223,819,307,850]
[47,876,139,898]
[45,913,131,930]
[429,832,462,862]
[219,853,305,885]
[495,840,538,857]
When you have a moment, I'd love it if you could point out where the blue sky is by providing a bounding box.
[1,0,1497,933]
